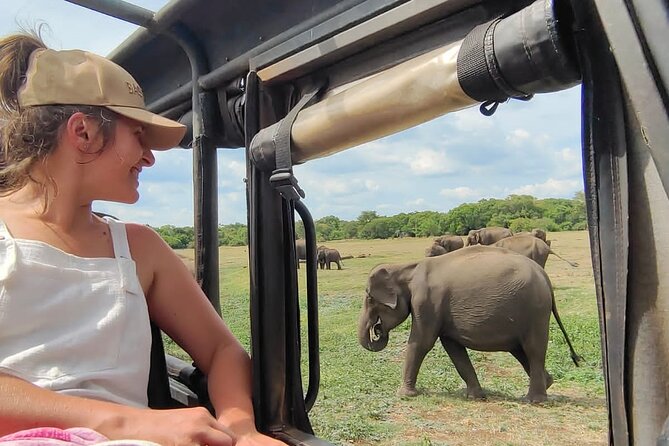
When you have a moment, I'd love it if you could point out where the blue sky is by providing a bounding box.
[2,1,584,227]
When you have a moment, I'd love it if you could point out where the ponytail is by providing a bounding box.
[0,30,46,117]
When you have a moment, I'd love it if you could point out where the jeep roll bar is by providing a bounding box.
[67,0,668,444]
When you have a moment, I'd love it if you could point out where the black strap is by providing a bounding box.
[270,81,327,201]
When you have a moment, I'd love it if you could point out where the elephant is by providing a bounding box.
[295,239,306,268]
[531,228,547,242]
[516,228,549,244]
[433,235,465,252]
[425,243,448,257]
[494,234,578,268]
[465,227,513,246]
[317,247,342,270]
[357,245,581,402]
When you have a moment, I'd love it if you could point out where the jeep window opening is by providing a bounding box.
[55,0,669,444]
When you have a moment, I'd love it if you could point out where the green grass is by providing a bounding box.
[170,233,607,445]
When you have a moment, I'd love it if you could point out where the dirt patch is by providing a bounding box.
[383,394,607,446]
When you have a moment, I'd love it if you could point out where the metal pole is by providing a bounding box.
[64,0,157,28]
[64,0,221,314]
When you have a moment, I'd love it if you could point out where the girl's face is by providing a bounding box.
[84,116,156,204]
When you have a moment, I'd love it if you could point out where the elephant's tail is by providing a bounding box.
[550,288,583,366]
[548,249,579,268]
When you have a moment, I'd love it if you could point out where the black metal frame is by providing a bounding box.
[68,1,669,444]
[570,1,669,444]
[244,71,329,444]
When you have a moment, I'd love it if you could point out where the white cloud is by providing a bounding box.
[407,198,425,206]
[559,147,580,163]
[506,128,531,146]
[409,150,454,175]
[365,180,380,191]
[551,147,583,177]
[452,108,495,132]
[360,142,456,175]
[510,178,582,197]
[439,186,480,200]
[302,176,359,197]
[144,181,193,205]
[225,160,247,180]
[222,192,242,202]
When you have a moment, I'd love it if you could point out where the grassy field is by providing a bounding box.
[174,231,607,445]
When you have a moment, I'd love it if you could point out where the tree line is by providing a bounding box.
[154,193,586,248]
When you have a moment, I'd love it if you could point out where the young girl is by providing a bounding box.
[0,32,284,446]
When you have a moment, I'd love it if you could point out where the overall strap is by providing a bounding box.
[0,220,11,239]
[105,217,132,260]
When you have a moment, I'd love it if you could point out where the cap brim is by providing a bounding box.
[106,105,187,150]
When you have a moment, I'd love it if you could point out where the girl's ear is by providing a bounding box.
[64,112,102,155]
[64,112,89,148]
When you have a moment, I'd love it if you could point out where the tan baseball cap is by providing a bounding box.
[18,48,186,150]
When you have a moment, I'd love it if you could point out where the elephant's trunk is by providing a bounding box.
[358,315,389,352]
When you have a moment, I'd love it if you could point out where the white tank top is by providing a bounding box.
[0,217,151,407]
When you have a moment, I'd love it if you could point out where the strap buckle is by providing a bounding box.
[270,79,328,202]
[270,168,306,201]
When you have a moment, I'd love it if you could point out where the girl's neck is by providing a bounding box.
[2,184,94,232]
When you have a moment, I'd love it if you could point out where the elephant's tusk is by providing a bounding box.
[370,317,382,342]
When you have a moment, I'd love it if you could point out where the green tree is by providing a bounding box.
[155,225,193,249]
[340,221,360,239]
[359,217,394,239]
[508,217,559,233]
[503,195,542,220]
[357,210,380,226]
[152,192,588,248]
[315,215,345,241]
[295,220,305,239]
[443,203,486,235]
[218,224,248,246]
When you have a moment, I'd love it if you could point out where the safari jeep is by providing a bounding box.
[66,0,668,444]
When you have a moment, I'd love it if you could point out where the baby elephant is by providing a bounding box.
[426,235,465,257]
[358,245,581,402]
[425,243,448,257]
[466,227,513,246]
[434,235,464,252]
[317,247,342,270]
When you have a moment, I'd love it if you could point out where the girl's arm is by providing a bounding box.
[133,225,284,445]
[0,373,235,445]
[0,372,131,436]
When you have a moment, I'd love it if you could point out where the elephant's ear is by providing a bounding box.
[369,266,398,309]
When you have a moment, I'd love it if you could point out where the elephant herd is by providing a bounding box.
[295,239,343,270]
[425,227,578,269]
[359,227,582,403]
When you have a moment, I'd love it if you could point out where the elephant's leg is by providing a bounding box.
[398,325,439,397]
[336,260,341,270]
[510,348,553,389]
[520,333,549,403]
[440,337,485,399]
